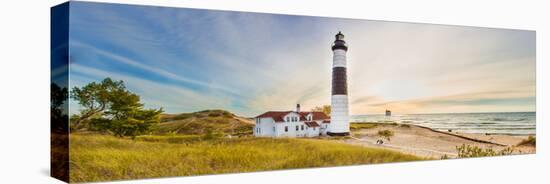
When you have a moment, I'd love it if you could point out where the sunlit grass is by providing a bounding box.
[69,134,422,182]
[350,122,378,130]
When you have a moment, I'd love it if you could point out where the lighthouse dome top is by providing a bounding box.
[332,31,348,51]
[335,31,345,40]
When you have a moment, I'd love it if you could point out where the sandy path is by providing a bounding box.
[342,124,535,159]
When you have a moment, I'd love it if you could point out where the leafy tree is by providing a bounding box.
[70,78,124,128]
[71,78,163,138]
[311,105,331,116]
[51,83,68,133]
[91,108,162,139]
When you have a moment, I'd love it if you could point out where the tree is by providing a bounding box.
[91,108,163,139]
[311,105,331,116]
[51,83,68,133]
[71,78,163,138]
[70,78,124,128]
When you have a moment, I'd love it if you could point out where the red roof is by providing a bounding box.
[305,121,320,127]
[255,111,292,122]
[322,120,331,123]
[309,112,330,120]
[255,111,330,122]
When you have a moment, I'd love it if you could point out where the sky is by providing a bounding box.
[66,2,536,117]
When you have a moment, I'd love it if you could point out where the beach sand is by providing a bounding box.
[343,123,535,159]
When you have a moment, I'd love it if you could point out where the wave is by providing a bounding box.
[480,118,527,122]
[351,112,535,135]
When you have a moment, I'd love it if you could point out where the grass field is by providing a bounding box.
[69,134,422,182]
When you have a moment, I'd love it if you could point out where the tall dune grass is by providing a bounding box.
[69,134,421,182]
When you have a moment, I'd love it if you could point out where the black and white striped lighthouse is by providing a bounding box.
[328,31,350,136]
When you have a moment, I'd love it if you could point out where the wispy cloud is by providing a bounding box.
[70,41,240,95]
[69,64,235,115]
[68,2,536,116]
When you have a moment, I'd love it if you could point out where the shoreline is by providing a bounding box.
[342,123,535,159]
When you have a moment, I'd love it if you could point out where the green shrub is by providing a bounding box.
[378,130,394,141]
[456,144,514,158]
[517,136,536,147]
[203,129,224,140]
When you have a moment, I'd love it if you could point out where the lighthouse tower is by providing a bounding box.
[328,31,350,136]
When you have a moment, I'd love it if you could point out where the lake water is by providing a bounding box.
[351,112,536,135]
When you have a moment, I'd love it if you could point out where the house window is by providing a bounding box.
[284,126,288,132]
[313,127,316,131]
[301,125,304,130]
[296,125,299,131]
[273,127,275,132]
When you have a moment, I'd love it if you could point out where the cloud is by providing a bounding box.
[70,41,240,95]
[356,90,535,114]
[69,64,235,115]
[68,2,536,116]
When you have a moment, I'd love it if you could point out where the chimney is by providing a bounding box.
[296,104,301,112]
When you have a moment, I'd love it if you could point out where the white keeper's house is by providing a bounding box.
[253,104,330,138]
